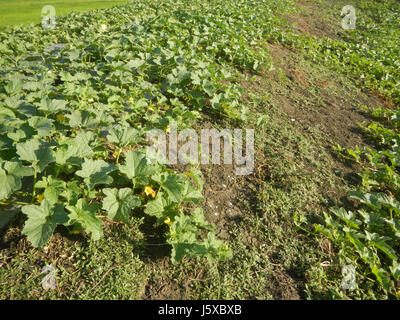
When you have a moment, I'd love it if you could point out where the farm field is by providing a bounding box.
[0,0,399,300]
[0,0,128,27]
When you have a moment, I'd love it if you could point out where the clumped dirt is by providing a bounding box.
[266,42,383,150]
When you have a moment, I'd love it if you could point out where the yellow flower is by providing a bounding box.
[164,217,173,226]
[112,151,119,159]
[162,105,170,110]
[56,114,66,122]
[99,137,105,142]
[36,193,44,203]
[129,97,134,102]
[144,186,156,198]
[198,46,203,50]
[165,126,170,134]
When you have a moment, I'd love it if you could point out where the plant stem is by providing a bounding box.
[31,168,37,203]
[115,148,122,164]
[1,200,30,206]
[55,165,62,178]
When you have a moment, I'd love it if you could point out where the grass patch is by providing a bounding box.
[0,0,128,27]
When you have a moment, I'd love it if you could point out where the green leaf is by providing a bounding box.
[344,228,373,261]
[170,242,196,264]
[102,188,141,222]
[144,192,166,219]
[66,110,97,128]
[0,168,19,200]
[203,232,233,262]
[350,191,400,214]
[390,260,400,279]
[60,180,83,205]
[75,159,115,190]
[329,207,361,229]
[202,79,215,97]
[7,123,35,142]
[169,214,198,242]
[4,160,34,177]
[21,200,68,247]
[192,208,214,231]
[66,199,103,241]
[5,79,23,96]
[35,175,66,204]
[182,180,204,204]
[314,224,336,241]
[371,265,391,292]
[38,98,67,115]
[364,231,397,261]
[168,213,231,264]
[106,126,142,148]
[0,161,33,200]
[119,150,153,187]
[16,138,55,173]
[151,172,184,203]
[384,218,400,239]
[28,117,54,137]
[54,132,94,166]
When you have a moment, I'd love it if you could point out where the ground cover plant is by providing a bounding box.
[0,0,399,299]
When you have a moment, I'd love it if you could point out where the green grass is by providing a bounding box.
[0,0,128,27]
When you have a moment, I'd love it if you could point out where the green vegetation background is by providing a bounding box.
[0,0,128,27]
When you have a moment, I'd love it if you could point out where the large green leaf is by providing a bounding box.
[67,110,97,128]
[119,150,153,187]
[365,231,397,261]
[5,79,23,96]
[16,138,55,173]
[0,168,19,200]
[21,200,68,247]
[37,98,67,115]
[102,188,141,222]
[7,123,35,142]
[106,126,142,148]
[28,116,54,137]
[75,159,115,190]
[0,161,33,199]
[329,207,361,229]
[151,172,184,203]
[35,175,66,204]
[66,198,103,241]
[144,192,165,219]
[54,132,94,166]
